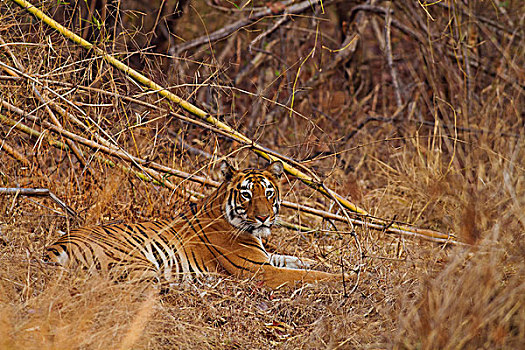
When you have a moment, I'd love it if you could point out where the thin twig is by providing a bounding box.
[248,15,289,53]
[0,60,117,150]
[0,112,180,194]
[436,1,523,39]
[32,86,93,176]
[321,183,361,294]
[0,140,31,167]
[0,85,156,185]
[0,112,201,189]
[0,112,69,151]
[1,49,95,174]
[169,131,219,162]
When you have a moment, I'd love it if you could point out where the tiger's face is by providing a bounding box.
[222,161,283,238]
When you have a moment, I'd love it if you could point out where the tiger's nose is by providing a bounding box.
[255,215,269,223]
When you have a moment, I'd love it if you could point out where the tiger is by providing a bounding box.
[44,161,349,289]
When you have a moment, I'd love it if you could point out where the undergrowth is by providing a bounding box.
[0,0,523,349]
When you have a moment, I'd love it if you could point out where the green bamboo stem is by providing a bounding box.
[0,113,69,150]
[10,0,456,242]
[9,0,367,212]
[0,113,167,189]
[0,111,458,244]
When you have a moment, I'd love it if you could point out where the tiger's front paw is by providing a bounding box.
[269,254,315,269]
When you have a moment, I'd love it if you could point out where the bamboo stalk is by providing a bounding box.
[10,0,367,209]
[0,140,31,167]
[0,113,177,193]
[0,113,69,150]
[0,35,92,175]
[0,111,460,244]
[10,0,458,243]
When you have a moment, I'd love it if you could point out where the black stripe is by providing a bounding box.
[186,212,250,272]
[191,250,204,273]
[97,228,148,259]
[149,242,163,269]
[239,256,270,266]
[151,221,166,230]
[179,212,227,264]
[240,241,268,255]
[101,225,122,237]
[45,247,62,260]
[165,220,195,274]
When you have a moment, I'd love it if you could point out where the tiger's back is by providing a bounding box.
[45,220,198,284]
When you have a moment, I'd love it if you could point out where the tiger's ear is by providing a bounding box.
[220,160,236,181]
[266,161,284,178]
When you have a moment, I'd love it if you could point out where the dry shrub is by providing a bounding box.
[395,238,524,349]
[1,0,524,349]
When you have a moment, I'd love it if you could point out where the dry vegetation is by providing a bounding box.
[0,0,524,348]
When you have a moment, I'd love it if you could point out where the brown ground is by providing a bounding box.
[0,1,523,349]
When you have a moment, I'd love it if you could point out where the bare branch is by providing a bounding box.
[0,187,78,218]
[170,0,335,55]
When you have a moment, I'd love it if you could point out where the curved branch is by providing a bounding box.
[170,0,335,55]
[10,0,458,245]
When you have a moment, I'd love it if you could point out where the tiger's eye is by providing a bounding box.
[266,189,274,198]
[241,191,251,200]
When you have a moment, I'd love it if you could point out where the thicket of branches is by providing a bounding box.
[0,0,523,348]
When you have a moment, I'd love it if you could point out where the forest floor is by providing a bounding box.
[1,1,523,349]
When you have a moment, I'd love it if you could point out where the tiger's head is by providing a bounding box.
[220,161,283,238]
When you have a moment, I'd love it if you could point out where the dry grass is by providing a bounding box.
[1,0,524,349]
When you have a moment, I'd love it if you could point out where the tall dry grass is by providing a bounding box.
[0,0,523,349]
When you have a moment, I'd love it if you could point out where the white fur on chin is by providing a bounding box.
[252,226,271,238]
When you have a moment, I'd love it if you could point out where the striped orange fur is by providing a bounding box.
[45,161,349,288]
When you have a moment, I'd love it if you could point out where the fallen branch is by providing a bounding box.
[0,187,78,218]
[0,111,184,192]
[0,35,93,176]
[0,111,189,205]
[248,14,289,53]
[0,140,32,167]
